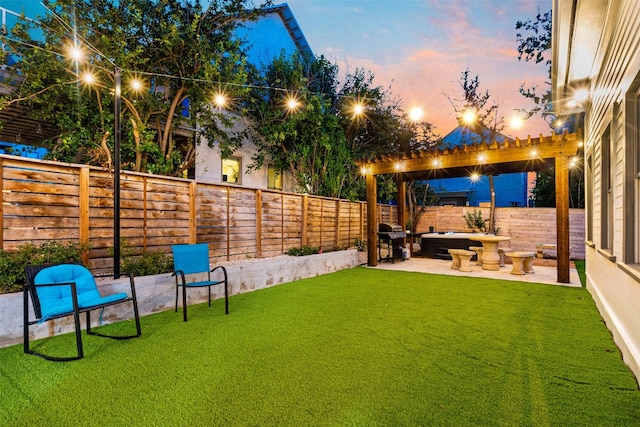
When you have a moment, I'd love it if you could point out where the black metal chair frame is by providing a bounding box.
[172,266,229,321]
[23,264,142,361]
[172,244,229,322]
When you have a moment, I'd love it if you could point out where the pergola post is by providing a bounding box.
[555,156,570,283]
[396,175,406,232]
[366,172,378,266]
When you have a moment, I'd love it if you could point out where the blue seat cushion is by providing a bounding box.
[34,264,127,322]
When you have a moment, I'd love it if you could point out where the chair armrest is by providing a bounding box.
[93,272,137,298]
[28,281,80,322]
[210,266,228,282]
[172,269,187,284]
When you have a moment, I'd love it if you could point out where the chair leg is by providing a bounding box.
[208,285,211,307]
[73,308,84,359]
[23,286,30,355]
[132,298,142,337]
[175,282,179,313]
[86,310,92,334]
[182,282,188,322]
[224,280,229,315]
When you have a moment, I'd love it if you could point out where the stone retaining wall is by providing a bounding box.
[0,250,365,349]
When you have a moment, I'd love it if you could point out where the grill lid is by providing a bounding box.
[378,231,406,240]
[379,223,403,233]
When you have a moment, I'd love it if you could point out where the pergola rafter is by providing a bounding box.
[359,130,583,283]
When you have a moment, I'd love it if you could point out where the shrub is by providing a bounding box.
[122,251,174,277]
[463,209,487,232]
[0,241,88,294]
[285,246,320,256]
[110,239,174,277]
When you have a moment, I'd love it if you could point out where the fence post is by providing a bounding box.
[0,160,4,250]
[280,193,284,254]
[256,190,262,258]
[335,200,341,249]
[142,177,148,251]
[79,167,90,265]
[301,194,308,247]
[189,181,197,244]
[226,187,231,261]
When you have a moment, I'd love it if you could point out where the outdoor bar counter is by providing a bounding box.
[419,232,477,259]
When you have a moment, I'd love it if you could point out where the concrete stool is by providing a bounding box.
[498,247,512,267]
[505,251,535,275]
[536,243,557,258]
[469,246,483,265]
[448,249,475,272]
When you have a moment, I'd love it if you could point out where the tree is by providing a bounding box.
[2,0,266,176]
[447,68,503,233]
[245,52,410,200]
[516,8,584,208]
[245,52,352,197]
[516,8,553,125]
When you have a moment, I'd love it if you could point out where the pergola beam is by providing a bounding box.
[361,132,582,178]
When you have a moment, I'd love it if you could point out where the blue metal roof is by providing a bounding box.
[265,3,314,58]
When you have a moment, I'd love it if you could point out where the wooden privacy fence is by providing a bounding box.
[0,155,397,272]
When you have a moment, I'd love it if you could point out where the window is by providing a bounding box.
[586,155,593,242]
[268,165,282,190]
[635,93,640,263]
[222,157,241,184]
[623,78,640,263]
[601,125,612,250]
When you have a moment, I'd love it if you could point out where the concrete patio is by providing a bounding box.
[368,256,581,287]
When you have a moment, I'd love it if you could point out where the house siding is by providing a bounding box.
[566,0,640,381]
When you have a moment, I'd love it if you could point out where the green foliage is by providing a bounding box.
[246,51,424,200]
[353,238,366,252]
[4,0,264,176]
[285,246,320,256]
[0,241,88,294]
[531,166,585,208]
[463,209,487,232]
[110,239,173,277]
[122,251,174,277]
[516,9,553,123]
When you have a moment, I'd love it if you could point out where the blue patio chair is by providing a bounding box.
[23,263,141,361]
[171,243,229,321]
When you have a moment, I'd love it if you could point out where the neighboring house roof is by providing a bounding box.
[264,3,313,57]
[441,126,512,149]
[237,3,313,67]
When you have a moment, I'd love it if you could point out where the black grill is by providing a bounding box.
[378,223,406,262]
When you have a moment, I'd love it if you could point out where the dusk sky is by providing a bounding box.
[285,0,552,139]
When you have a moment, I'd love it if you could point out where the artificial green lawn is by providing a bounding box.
[1,267,639,426]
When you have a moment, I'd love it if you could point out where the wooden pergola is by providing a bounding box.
[360,130,582,283]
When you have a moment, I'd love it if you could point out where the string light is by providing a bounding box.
[409,106,423,122]
[510,115,524,129]
[213,92,227,109]
[285,96,301,112]
[81,71,96,85]
[352,102,366,118]
[462,108,476,125]
[129,78,143,92]
[6,32,541,124]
